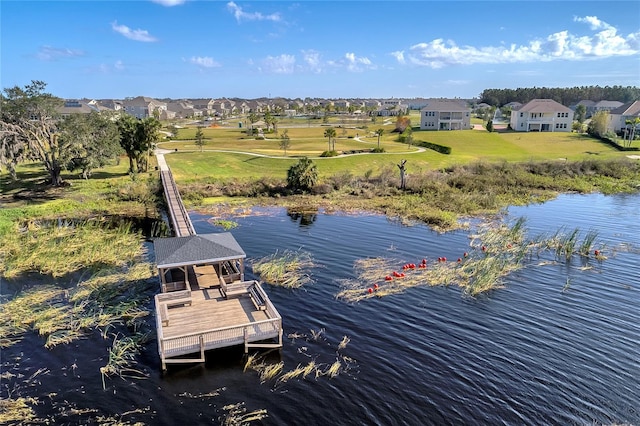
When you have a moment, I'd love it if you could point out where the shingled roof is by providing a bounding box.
[154,233,246,269]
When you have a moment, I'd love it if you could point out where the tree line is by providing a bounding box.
[480,85,640,107]
[1,81,160,185]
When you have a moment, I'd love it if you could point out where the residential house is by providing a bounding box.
[607,100,640,133]
[189,98,215,116]
[590,100,624,117]
[58,99,97,118]
[420,99,471,130]
[122,96,167,119]
[510,99,573,132]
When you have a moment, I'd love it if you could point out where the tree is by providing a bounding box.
[324,127,336,151]
[624,117,640,147]
[58,111,121,179]
[397,159,407,189]
[486,119,494,133]
[0,80,65,185]
[375,128,384,149]
[247,113,258,135]
[575,104,587,124]
[169,124,180,139]
[194,126,205,152]
[395,115,411,133]
[402,127,414,148]
[117,115,160,173]
[587,110,610,138]
[279,129,291,156]
[287,157,317,191]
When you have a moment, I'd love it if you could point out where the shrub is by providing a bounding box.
[287,157,318,191]
[320,150,339,157]
[416,140,452,155]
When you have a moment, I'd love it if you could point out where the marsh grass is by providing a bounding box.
[245,329,353,387]
[220,402,268,426]
[251,249,314,288]
[211,219,239,230]
[0,220,144,278]
[337,218,611,300]
[0,397,39,424]
[100,333,148,389]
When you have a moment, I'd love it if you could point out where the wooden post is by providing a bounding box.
[397,159,407,190]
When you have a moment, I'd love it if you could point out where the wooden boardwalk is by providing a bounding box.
[159,168,195,237]
[154,152,282,369]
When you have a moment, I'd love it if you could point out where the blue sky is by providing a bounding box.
[2,1,639,100]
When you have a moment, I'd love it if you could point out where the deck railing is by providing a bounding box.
[159,317,282,359]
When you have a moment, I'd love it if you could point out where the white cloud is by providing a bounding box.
[111,21,158,42]
[151,0,186,6]
[189,56,221,68]
[226,2,282,23]
[391,50,405,64]
[302,50,322,73]
[395,16,639,68]
[114,60,125,71]
[344,52,374,72]
[36,45,85,61]
[260,54,296,74]
[574,16,612,31]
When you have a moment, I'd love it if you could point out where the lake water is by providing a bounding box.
[2,193,639,425]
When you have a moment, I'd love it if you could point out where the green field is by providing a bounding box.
[162,125,636,182]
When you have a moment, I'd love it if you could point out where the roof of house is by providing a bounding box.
[517,99,572,113]
[421,99,470,112]
[593,100,623,108]
[123,96,166,107]
[154,233,246,269]
[610,100,640,116]
[576,100,596,107]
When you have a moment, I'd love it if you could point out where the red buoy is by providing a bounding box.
[385,276,393,281]
[374,284,379,290]
[368,288,373,294]
[457,258,462,263]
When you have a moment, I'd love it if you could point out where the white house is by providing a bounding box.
[419,99,471,130]
[510,99,573,132]
[607,101,640,133]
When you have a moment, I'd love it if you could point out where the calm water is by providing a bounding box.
[2,193,639,425]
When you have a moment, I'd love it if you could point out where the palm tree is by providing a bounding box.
[375,128,384,149]
[324,128,336,151]
[625,117,640,147]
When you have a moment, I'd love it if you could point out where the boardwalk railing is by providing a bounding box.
[160,169,195,237]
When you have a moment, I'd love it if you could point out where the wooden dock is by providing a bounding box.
[154,153,283,369]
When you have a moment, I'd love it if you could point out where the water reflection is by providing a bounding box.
[286,207,318,226]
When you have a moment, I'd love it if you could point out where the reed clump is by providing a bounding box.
[0,397,39,424]
[100,333,148,389]
[220,403,268,426]
[251,249,314,288]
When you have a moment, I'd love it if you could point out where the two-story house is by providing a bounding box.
[122,96,167,119]
[420,99,471,130]
[510,99,573,132]
[607,101,640,133]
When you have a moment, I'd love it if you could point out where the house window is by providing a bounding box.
[520,123,524,127]
[520,112,524,117]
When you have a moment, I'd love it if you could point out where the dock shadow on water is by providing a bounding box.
[2,193,640,425]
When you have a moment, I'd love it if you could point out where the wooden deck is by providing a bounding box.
[155,279,282,369]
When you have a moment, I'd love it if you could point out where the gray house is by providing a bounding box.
[420,99,471,130]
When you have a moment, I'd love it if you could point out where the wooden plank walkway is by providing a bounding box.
[160,168,195,237]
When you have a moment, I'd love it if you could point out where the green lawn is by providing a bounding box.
[163,127,634,182]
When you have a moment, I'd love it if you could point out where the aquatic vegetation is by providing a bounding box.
[211,219,239,230]
[100,333,148,389]
[251,249,314,288]
[0,397,39,424]
[258,361,284,383]
[0,219,145,278]
[220,402,268,426]
[337,219,608,300]
[337,335,350,350]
